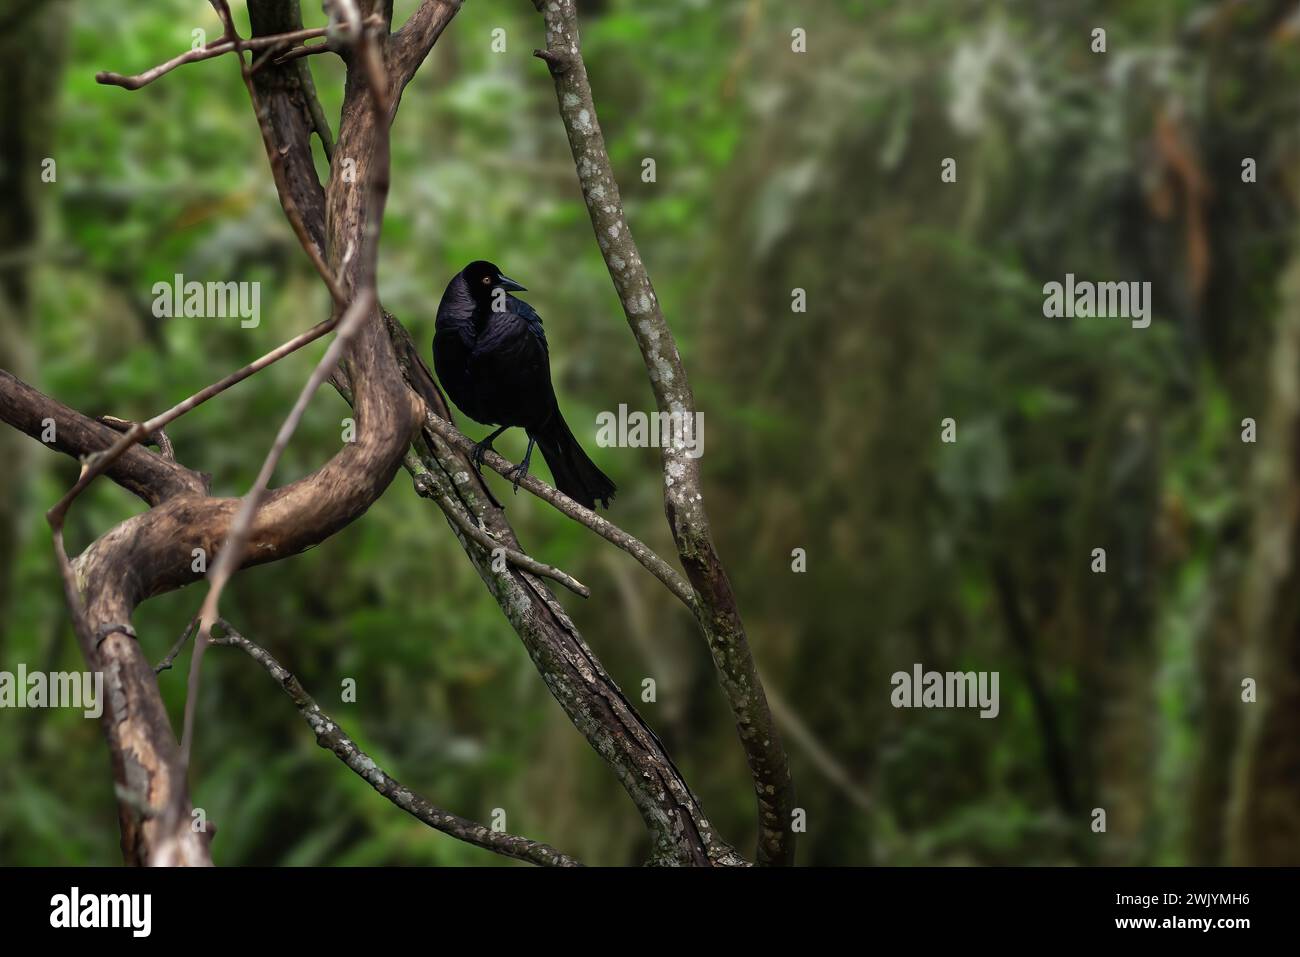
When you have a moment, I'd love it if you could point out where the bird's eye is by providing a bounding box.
[482,276,492,285]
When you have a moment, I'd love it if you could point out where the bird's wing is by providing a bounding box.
[507,294,548,355]
[471,309,549,370]
[470,302,557,425]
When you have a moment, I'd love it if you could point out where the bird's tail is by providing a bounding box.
[534,411,616,510]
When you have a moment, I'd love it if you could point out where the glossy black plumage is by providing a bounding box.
[433,260,616,509]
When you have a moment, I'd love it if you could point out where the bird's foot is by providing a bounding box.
[506,461,530,495]
[470,439,494,471]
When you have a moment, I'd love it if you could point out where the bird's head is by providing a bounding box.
[462,260,526,303]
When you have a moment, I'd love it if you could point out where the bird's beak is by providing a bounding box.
[497,275,527,292]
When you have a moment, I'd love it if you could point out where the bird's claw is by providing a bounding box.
[506,462,528,494]
[470,440,493,471]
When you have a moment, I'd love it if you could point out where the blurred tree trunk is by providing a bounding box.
[1072,404,1161,865]
[0,1,66,651]
[1190,1,1300,868]
[1228,244,1300,865]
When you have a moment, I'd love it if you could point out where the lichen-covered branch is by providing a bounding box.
[418,407,696,610]
[407,455,592,597]
[533,0,796,865]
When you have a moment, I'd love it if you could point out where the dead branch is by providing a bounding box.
[95,26,329,90]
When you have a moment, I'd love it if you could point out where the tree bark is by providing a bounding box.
[1228,244,1300,865]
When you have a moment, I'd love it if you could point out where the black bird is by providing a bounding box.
[433,260,616,509]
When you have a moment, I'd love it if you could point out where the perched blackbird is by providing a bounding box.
[433,260,616,509]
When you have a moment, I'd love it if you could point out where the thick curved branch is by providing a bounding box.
[0,369,204,506]
[16,0,423,866]
[211,620,582,866]
[176,0,406,818]
[0,371,212,864]
[53,300,418,862]
[533,0,796,865]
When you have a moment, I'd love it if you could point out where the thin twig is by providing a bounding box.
[421,410,696,611]
[45,317,338,530]
[98,414,176,460]
[211,619,581,866]
[268,40,337,69]
[408,460,590,598]
[95,27,328,90]
[155,617,199,674]
[181,290,375,767]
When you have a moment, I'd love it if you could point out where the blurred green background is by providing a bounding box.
[2,0,1299,865]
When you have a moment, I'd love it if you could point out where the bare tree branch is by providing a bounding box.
[234,13,351,303]
[177,0,400,815]
[0,369,202,507]
[389,0,461,98]
[95,27,329,90]
[532,0,796,865]
[5,0,424,864]
[419,409,695,609]
[45,316,338,529]
[8,293,420,861]
[246,0,335,255]
[210,619,582,866]
[408,456,592,597]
